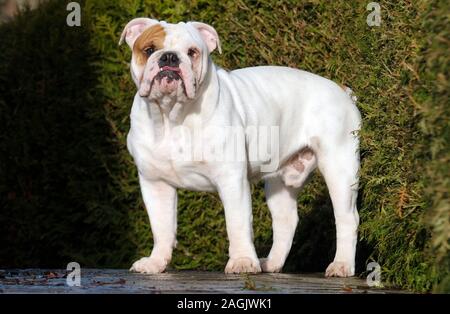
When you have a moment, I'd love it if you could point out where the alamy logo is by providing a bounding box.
[158,125,280,172]
[366,2,381,27]
[66,2,81,27]
[366,262,382,287]
[66,262,81,287]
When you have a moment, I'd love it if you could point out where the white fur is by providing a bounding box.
[121,19,361,276]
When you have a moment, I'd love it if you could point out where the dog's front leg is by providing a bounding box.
[216,172,261,273]
[130,175,177,274]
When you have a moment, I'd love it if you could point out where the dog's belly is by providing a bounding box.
[164,161,217,192]
[164,168,217,192]
[133,150,217,191]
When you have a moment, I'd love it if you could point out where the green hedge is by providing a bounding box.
[0,0,448,292]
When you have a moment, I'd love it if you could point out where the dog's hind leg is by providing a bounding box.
[317,138,360,277]
[260,176,301,272]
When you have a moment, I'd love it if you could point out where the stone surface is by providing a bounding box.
[0,269,408,294]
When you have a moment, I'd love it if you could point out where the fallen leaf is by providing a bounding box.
[342,285,353,292]
[45,272,58,279]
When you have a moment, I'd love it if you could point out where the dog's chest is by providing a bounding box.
[129,132,216,192]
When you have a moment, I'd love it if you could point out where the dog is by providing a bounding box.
[119,18,361,277]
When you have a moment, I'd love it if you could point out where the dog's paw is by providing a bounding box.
[225,257,261,274]
[130,256,167,274]
[259,258,283,273]
[325,261,354,277]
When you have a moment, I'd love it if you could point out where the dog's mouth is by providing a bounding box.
[139,64,194,99]
[155,66,182,82]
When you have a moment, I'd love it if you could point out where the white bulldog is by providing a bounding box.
[119,18,361,276]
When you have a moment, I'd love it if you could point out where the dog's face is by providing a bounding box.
[120,18,221,103]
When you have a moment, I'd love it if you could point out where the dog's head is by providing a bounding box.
[119,18,221,103]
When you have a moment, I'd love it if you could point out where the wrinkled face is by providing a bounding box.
[120,18,221,103]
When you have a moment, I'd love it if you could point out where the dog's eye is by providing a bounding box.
[144,46,155,57]
[188,48,198,58]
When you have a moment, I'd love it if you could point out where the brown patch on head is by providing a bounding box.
[133,24,166,66]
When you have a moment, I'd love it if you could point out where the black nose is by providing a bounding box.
[158,52,180,67]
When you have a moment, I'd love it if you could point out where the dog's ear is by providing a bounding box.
[119,18,159,48]
[189,21,222,54]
